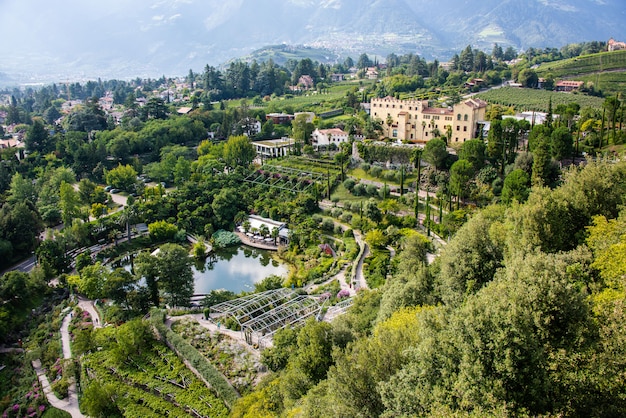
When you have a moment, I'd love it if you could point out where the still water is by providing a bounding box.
[192,245,287,294]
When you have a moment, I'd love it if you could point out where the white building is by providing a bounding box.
[253,137,295,159]
[243,214,290,245]
[311,128,349,149]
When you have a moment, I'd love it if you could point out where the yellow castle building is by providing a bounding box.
[370,96,488,143]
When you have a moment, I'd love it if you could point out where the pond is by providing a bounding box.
[192,245,288,294]
[119,245,288,294]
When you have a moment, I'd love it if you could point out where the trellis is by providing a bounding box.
[243,165,326,193]
[209,289,325,347]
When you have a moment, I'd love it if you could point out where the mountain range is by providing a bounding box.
[0,0,625,85]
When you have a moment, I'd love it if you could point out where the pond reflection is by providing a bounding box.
[192,246,287,294]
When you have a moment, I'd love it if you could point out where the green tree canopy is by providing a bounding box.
[422,138,448,171]
[105,164,138,191]
[224,135,255,168]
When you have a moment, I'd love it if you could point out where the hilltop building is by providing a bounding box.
[370,96,488,143]
[608,38,626,51]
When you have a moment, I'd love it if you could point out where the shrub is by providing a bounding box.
[370,166,382,178]
[353,183,367,196]
[343,178,356,191]
[51,378,69,399]
[211,230,241,248]
[321,218,335,232]
[366,184,378,196]
[148,220,178,242]
[331,208,343,218]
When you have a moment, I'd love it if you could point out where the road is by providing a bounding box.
[6,255,36,273]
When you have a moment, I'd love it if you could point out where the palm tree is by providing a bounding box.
[271,227,280,245]
[234,211,247,225]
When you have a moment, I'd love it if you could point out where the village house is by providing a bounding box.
[266,113,294,125]
[61,100,83,113]
[240,117,262,137]
[330,73,344,82]
[555,80,584,92]
[311,128,349,149]
[370,96,488,143]
[98,94,114,111]
[365,67,379,80]
[298,75,315,89]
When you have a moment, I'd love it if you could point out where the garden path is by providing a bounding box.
[32,359,84,418]
[32,298,102,418]
[32,309,85,418]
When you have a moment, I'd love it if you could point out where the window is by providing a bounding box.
[445,116,453,121]
[399,105,403,109]
[464,114,468,121]
[392,129,398,137]
[424,115,431,119]
[410,133,414,139]
[392,105,395,108]
[463,126,467,132]
[433,115,440,120]
[456,126,460,131]
[457,114,461,121]
[425,132,428,136]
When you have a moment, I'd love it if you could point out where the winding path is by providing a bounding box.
[32,298,102,418]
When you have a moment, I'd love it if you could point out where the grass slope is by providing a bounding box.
[535,50,626,95]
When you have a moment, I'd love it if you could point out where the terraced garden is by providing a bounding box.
[81,342,229,417]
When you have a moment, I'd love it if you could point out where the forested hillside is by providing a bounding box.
[233,159,626,417]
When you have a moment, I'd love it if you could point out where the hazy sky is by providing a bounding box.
[1,0,625,83]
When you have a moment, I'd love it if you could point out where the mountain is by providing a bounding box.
[0,0,624,84]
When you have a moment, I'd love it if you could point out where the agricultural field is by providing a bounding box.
[576,72,626,96]
[535,50,626,78]
[475,87,605,111]
[535,50,626,96]
[263,81,371,112]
